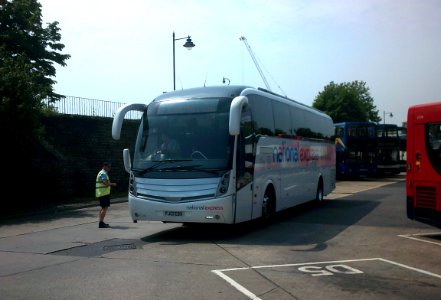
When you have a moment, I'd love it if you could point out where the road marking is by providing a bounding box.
[326,178,403,200]
[377,258,441,279]
[298,264,364,276]
[212,257,441,299]
[211,269,262,300]
[398,232,441,246]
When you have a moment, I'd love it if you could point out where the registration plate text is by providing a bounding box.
[164,211,183,216]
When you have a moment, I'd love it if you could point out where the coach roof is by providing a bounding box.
[153,85,253,102]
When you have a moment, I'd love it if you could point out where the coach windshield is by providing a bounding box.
[132,97,234,178]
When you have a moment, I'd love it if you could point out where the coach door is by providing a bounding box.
[234,109,255,223]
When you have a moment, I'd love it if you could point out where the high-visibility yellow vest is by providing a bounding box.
[96,170,110,198]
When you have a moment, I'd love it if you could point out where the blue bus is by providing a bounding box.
[334,122,377,178]
[376,124,401,175]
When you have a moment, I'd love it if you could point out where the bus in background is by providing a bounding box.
[406,101,441,228]
[376,124,401,175]
[334,122,377,178]
[112,86,336,224]
[398,126,407,173]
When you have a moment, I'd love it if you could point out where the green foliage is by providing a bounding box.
[0,0,70,211]
[0,0,70,100]
[313,81,380,123]
[0,0,70,147]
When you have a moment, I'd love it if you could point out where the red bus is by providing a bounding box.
[406,101,441,228]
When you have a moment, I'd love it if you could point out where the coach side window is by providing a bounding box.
[298,111,317,138]
[290,106,304,137]
[272,101,291,137]
[247,94,274,136]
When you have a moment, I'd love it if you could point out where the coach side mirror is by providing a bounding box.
[123,148,132,173]
[229,96,248,136]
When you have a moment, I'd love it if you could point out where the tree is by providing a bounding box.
[0,0,70,150]
[313,81,380,123]
[0,0,70,212]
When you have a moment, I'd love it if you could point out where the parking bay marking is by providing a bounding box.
[211,258,441,300]
[398,231,441,246]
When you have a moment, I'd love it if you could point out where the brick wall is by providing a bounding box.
[39,115,139,200]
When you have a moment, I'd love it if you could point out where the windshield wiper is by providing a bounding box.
[138,161,168,175]
[137,159,193,175]
[160,164,221,175]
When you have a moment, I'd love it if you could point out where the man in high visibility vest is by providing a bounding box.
[96,162,117,228]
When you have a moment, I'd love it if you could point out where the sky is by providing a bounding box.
[39,0,441,126]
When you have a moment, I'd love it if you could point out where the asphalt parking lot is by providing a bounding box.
[1,175,440,299]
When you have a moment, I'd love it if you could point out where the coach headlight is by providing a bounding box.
[217,171,230,196]
[129,172,136,196]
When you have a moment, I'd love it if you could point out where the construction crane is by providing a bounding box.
[239,36,272,91]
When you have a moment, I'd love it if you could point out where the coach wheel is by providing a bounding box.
[262,188,276,220]
[316,180,324,203]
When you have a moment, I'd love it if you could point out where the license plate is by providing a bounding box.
[164,211,183,217]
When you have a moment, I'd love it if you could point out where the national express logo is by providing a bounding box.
[186,205,224,211]
[273,141,330,163]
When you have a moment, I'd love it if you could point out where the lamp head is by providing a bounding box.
[183,37,195,50]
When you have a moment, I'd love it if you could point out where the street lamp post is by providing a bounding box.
[173,32,195,90]
[383,111,393,124]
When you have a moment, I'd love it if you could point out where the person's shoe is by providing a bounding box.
[99,222,110,228]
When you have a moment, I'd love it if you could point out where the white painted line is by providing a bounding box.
[212,258,441,299]
[398,232,441,246]
[249,258,379,270]
[399,232,441,236]
[211,270,262,300]
[377,258,441,279]
[213,258,380,273]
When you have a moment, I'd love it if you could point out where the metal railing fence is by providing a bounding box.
[43,96,143,119]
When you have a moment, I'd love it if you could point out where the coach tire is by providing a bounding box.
[316,179,324,204]
[262,187,276,220]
